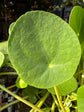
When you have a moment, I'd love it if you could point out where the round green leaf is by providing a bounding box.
[77,85,84,112]
[16,77,28,88]
[8,11,81,88]
[48,77,77,96]
[0,52,5,68]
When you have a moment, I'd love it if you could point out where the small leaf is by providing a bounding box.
[0,41,9,65]
[0,52,5,68]
[16,77,28,88]
[77,85,84,112]
[0,41,8,54]
[42,107,51,112]
[8,10,81,88]
[48,77,77,96]
[22,86,39,103]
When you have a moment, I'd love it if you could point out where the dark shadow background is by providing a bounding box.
[0,0,73,41]
[0,0,53,42]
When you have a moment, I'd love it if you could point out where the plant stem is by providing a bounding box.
[64,95,69,106]
[54,86,66,112]
[74,69,84,78]
[0,84,44,112]
[0,96,28,111]
[30,92,49,112]
[34,92,49,112]
[6,63,13,68]
[0,72,17,75]
[0,84,16,92]
[51,101,55,112]
[52,94,60,110]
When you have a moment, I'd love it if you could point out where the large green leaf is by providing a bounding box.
[8,11,81,88]
[48,77,77,96]
[77,85,84,112]
[69,6,84,58]
[0,52,5,67]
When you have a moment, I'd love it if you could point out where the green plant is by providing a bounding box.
[0,6,84,112]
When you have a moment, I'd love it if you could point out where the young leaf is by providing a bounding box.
[0,41,8,54]
[0,52,5,68]
[42,107,51,112]
[8,11,81,88]
[16,77,28,88]
[0,41,9,66]
[48,77,77,96]
[77,85,84,112]
[22,86,39,103]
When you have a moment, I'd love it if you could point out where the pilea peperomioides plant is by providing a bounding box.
[0,6,84,112]
[8,11,81,89]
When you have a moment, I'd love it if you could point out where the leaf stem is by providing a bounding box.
[54,86,66,112]
[6,63,13,68]
[51,101,55,112]
[30,92,49,112]
[74,69,84,78]
[34,92,49,112]
[0,84,44,112]
[0,96,28,111]
[52,94,60,110]
[0,72,17,75]
[0,84,16,92]
[64,95,69,106]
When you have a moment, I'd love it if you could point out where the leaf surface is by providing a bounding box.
[8,11,81,88]
[77,85,84,112]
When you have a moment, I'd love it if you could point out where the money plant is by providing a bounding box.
[0,6,84,112]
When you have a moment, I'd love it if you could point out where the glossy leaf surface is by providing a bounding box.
[77,85,84,112]
[8,11,81,88]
